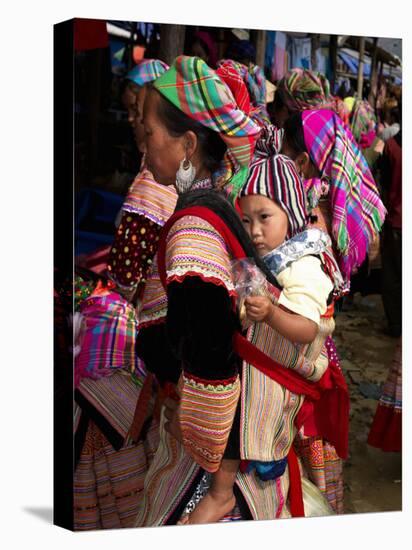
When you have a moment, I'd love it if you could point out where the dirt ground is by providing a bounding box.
[333,293,402,515]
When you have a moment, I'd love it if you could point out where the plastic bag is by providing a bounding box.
[231,258,268,325]
[301,476,335,517]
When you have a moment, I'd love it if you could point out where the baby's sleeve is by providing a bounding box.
[276,256,333,325]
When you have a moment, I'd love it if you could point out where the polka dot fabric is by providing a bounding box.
[107,213,161,289]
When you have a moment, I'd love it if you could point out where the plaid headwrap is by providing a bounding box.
[277,68,334,113]
[217,59,270,126]
[126,59,169,87]
[216,61,251,115]
[249,64,267,107]
[302,109,386,279]
[154,56,261,199]
[350,99,377,148]
[239,153,308,239]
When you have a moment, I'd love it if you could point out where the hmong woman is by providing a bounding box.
[107,59,178,300]
[73,59,177,530]
[134,56,344,526]
[280,108,386,512]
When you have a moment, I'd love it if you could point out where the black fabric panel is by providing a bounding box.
[167,278,241,381]
[223,398,241,459]
[74,390,124,451]
[136,322,181,385]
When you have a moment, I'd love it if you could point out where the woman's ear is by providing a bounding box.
[295,152,313,178]
[183,130,198,161]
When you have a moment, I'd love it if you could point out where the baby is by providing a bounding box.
[178,154,339,525]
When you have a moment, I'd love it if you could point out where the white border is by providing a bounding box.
[1,0,409,548]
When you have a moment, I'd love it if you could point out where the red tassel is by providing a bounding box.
[287,446,305,517]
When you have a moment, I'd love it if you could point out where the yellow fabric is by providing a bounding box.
[343,96,355,113]
[276,256,333,326]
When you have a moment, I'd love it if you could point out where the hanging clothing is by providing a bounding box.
[271,31,288,82]
[289,37,312,70]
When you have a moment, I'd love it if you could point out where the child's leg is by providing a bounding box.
[178,459,239,525]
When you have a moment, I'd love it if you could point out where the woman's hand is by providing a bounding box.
[164,397,183,443]
[245,295,274,323]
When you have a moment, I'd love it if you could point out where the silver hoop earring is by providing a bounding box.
[175,157,196,194]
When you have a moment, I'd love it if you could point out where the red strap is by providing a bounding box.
[287,446,305,517]
[233,332,321,400]
[294,359,350,459]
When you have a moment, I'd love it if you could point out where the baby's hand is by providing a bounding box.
[245,295,273,322]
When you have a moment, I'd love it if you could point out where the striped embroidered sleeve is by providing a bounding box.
[178,373,241,472]
[164,216,241,471]
[164,215,237,297]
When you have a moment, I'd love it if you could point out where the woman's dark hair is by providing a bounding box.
[120,78,141,98]
[272,87,287,113]
[283,112,307,157]
[151,86,227,173]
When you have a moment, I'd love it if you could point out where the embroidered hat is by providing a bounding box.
[239,153,308,238]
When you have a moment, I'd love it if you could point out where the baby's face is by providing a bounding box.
[239,195,289,256]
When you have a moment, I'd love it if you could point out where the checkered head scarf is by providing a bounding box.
[126,59,169,87]
[154,56,261,200]
[239,153,309,239]
[215,60,252,115]
[277,68,334,112]
[302,109,386,278]
[217,59,270,126]
[350,99,377,148]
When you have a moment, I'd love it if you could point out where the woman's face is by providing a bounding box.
[142,89,187,186]
[122,84,147,153]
